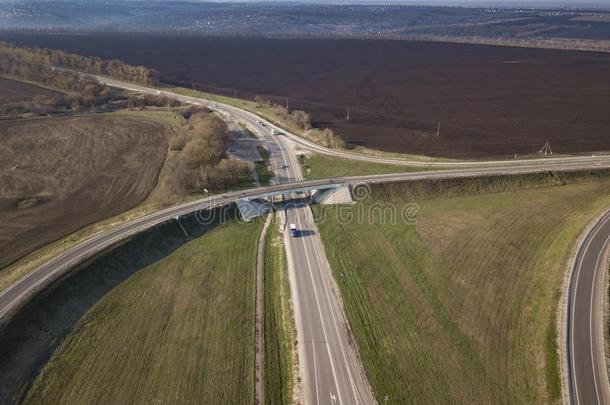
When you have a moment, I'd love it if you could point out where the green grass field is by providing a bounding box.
[23,219,263,405]
[300,153,425,180]
[313,173,610,404]
[263,215,295,405]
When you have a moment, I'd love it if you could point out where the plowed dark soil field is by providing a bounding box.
[0,113,171,268]
[0,76,58,103]
[2,33,610,158]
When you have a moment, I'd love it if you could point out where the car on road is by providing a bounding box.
[290,223,298,237]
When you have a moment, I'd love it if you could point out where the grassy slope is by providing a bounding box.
[263,215,295,405]
[314,175,610,404]
[23,219,262,405]
[301,153,426,180]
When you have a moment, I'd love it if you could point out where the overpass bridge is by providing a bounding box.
[3,162,610,321]
[236,182,353,220]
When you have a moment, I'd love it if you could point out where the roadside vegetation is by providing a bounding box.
[313,170,610,404]
[255,146,273,186]
[161,107,251,195]
[253,96,345,149]
[21,216,263,405]
[299,153,429,180]
[166,86,346,150]
[263,214,296,404]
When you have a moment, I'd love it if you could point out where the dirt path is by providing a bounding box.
[255,214,272,404]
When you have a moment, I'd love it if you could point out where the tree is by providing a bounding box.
[290,110,311,130]
[254,96,269,107]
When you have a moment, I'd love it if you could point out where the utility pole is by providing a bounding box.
[539,141,553,156]
[436,122,441,137]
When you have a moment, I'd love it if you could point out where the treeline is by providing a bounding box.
[167,108,250,192]
[0,81,119,118]
[127,94,181,110]
[0,41,159,85]
[0,42,175,118]
[254,96,345,149]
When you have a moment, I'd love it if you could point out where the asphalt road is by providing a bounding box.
[228,108,376,404]
[3,74,610,404]
[284,204,375,404]
[5,161,608,326]
[568,211,610,405]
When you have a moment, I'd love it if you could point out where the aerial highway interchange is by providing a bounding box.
[1,76,610,405]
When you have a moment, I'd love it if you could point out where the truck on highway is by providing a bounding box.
[289,223,298,237]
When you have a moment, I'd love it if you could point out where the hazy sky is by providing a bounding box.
[9,0,609,8]
[178,0,610,7]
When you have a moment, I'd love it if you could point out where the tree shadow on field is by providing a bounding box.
[0,205,238,404]
[310,120,336,129]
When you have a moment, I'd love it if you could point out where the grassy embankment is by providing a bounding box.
[299,153,429,180]
[23,218,263,404]
[263,214,295,404]
[313,170,610,404]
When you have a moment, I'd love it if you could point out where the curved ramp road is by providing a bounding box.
[90,74,610,170]
[568,211,610,405]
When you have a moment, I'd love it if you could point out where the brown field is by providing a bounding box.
[2,33,610,158]
[0,113,172,268]
[0,76,58,103]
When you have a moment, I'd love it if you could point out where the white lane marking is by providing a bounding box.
[305,211,362,403]
[571,212,610,405]
[294,209,344,405]
[312,337,321,405]
[589,232,610,405]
